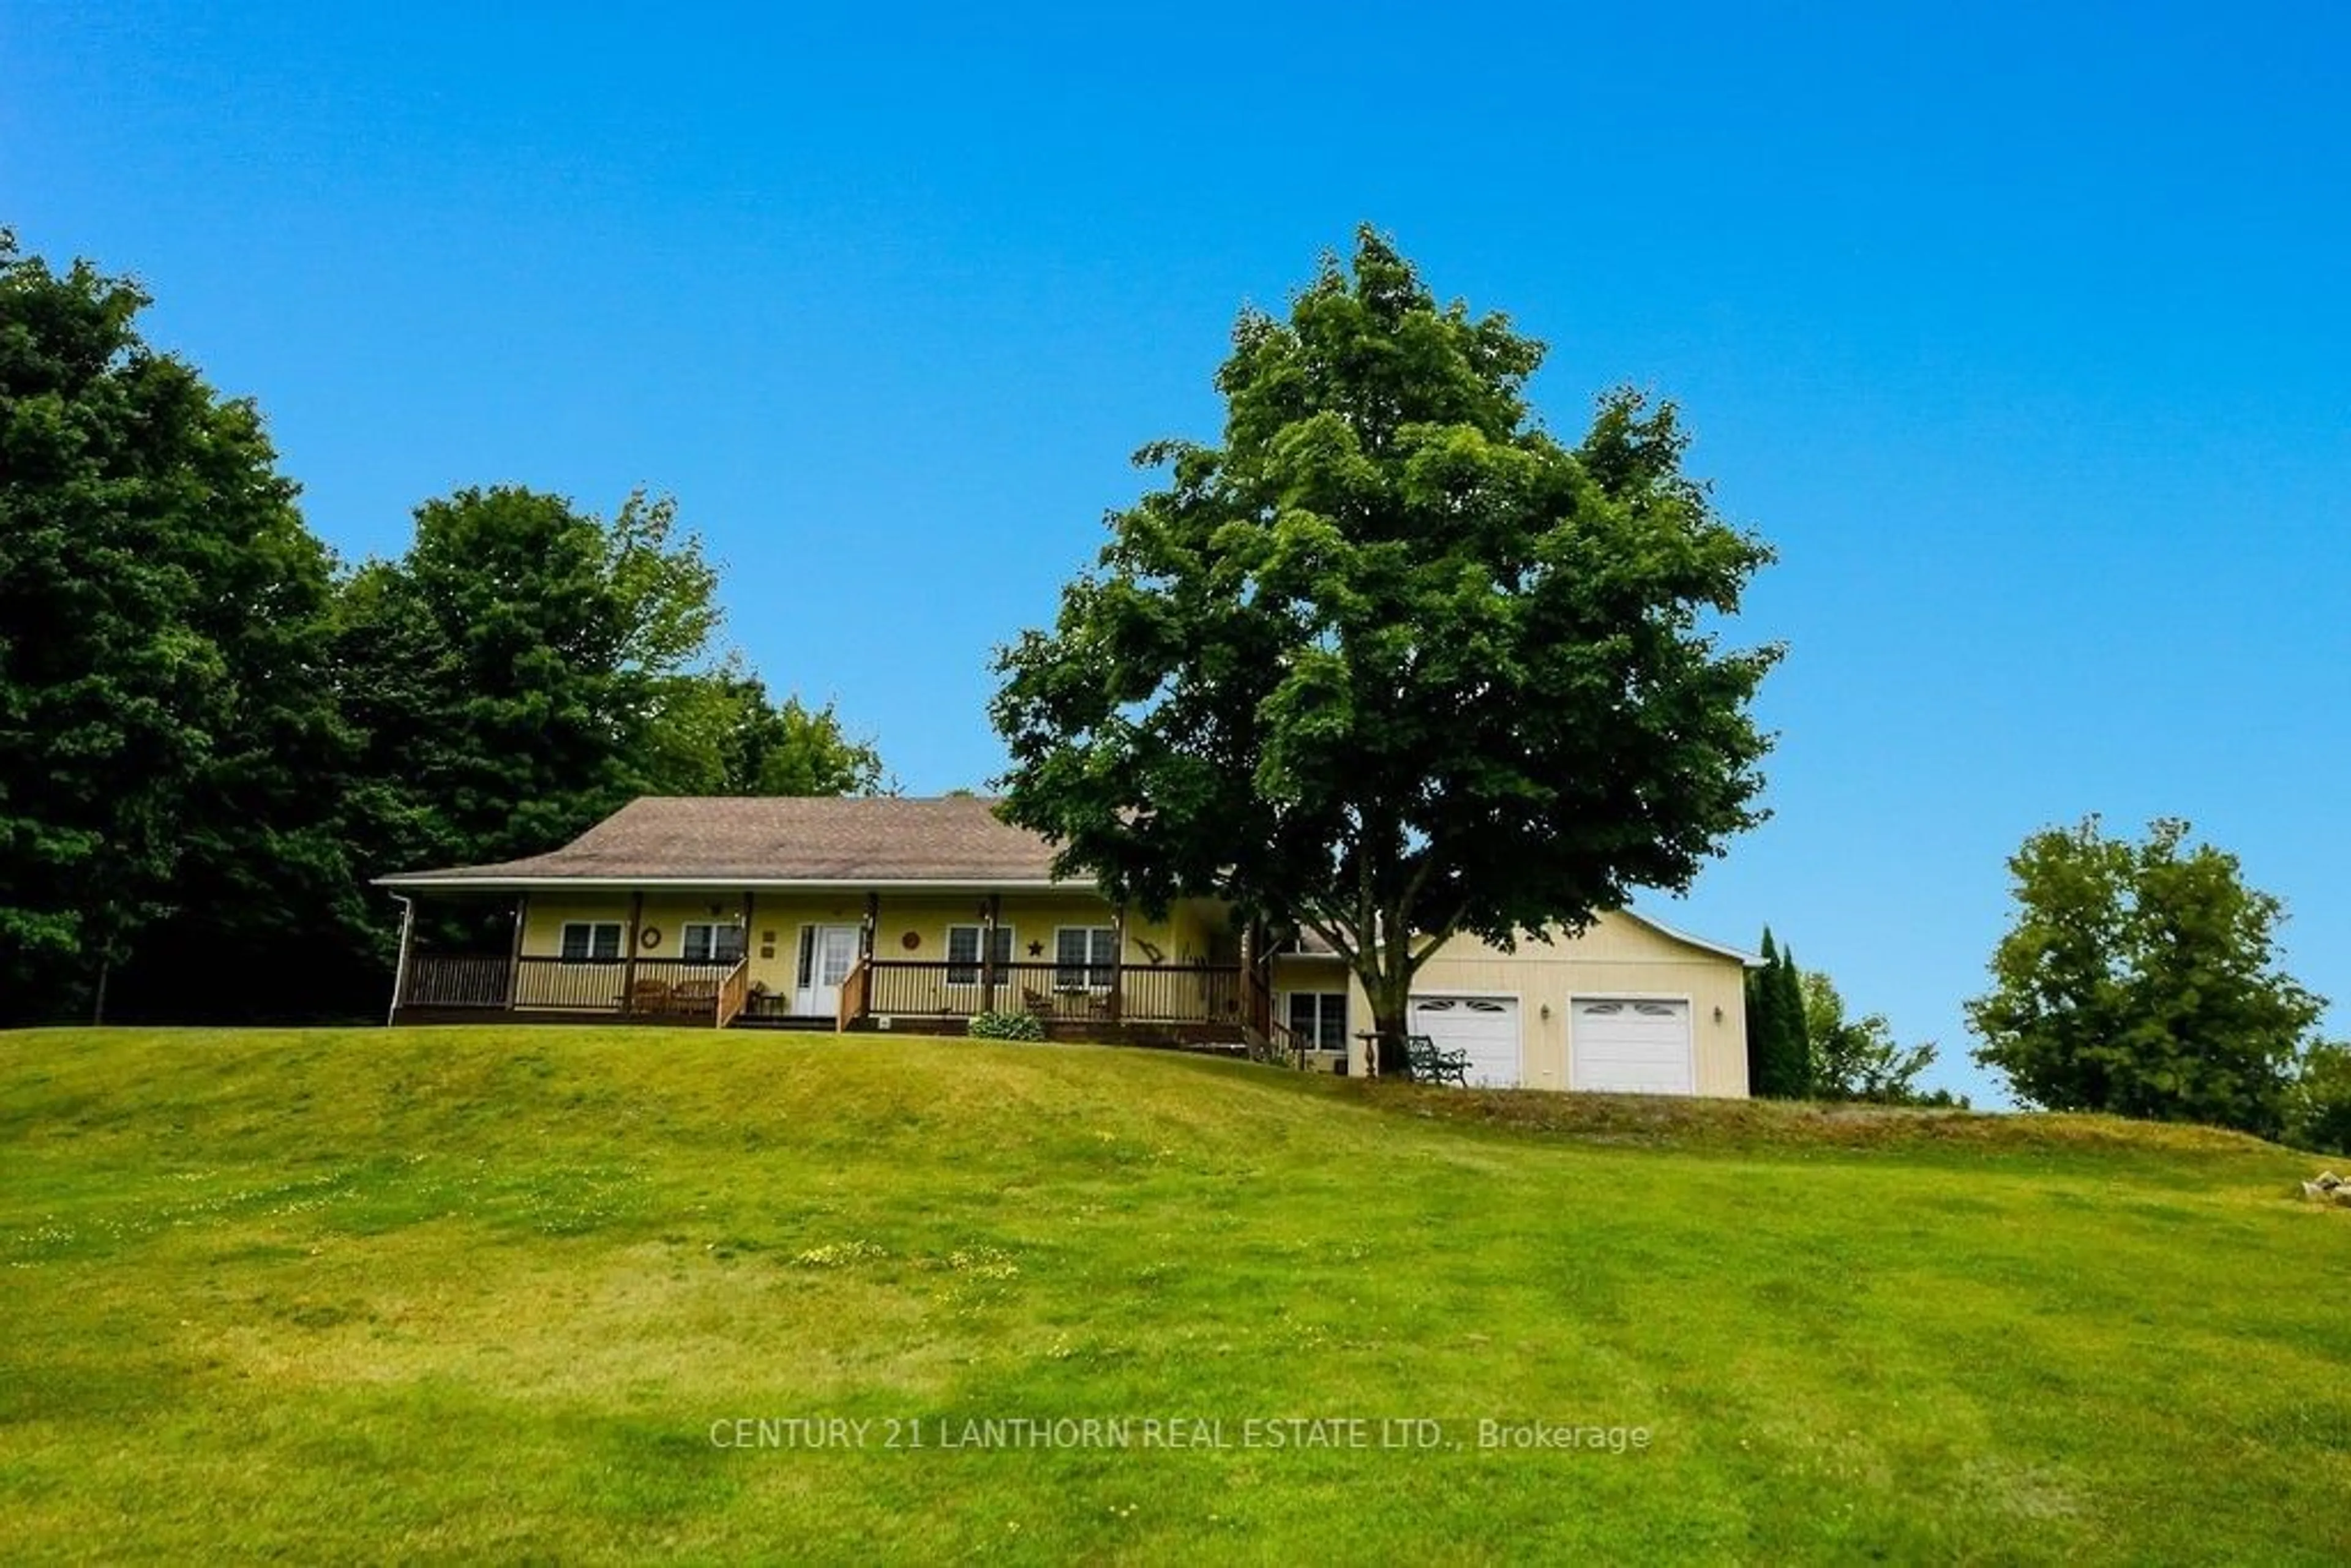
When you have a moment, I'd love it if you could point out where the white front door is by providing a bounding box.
[796,925,862,1016]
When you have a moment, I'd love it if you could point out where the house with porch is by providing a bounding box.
[380,794,1757,1094]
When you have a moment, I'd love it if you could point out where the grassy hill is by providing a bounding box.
[3,1029,2346,1564]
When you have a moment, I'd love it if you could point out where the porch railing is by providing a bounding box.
[714,959,751,1028]
[400,953,746,1022]
[835,959,869,1033]
[1253,1016,1311,1070]
[850,959,1246,1026]
[514,957,743,1015]
[402,954,510,1009]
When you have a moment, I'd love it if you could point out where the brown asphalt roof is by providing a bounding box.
[377,796,1068,887]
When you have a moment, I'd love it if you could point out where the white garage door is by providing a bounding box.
[1408,995,1521,1087]
[1570,998,1695,1095]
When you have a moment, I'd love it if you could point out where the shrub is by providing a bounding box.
[968,1010,1046,1042]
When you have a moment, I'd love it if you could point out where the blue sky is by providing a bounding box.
[8,1,2347,1099]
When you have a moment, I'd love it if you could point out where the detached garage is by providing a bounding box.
[1273,909,1756,1097]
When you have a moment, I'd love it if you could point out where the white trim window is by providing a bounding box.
[680,922,744,964]
[945,925,1016,986]
[559,921,623,962]
[1286,991,1349,1052]
[1054,926,1119,991]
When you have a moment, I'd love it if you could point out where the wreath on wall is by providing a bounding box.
[639,926,662,951]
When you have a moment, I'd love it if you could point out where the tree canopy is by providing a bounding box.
[0,231,362,1022]
[1967,816,2324,1137]
[992,228,1779,1071]
[335,484,727,877]
[337,484,888,904]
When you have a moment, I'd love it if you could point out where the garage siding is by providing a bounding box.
[1271,912,1751,1097]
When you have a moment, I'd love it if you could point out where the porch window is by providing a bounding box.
[945,925,1015,986]
[1054,927,1119,991]
[560,922,623,962]
[680,922,744,964]
[1287,991,1349,1052]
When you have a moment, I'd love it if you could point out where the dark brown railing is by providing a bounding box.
[1254,1017,1311,1070]
[403,954,511,1008]
[403,955,740,1021]
[510,956,741,1015]
[850,960,1243,1025]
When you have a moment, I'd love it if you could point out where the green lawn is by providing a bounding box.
[3,1029,2346,1564]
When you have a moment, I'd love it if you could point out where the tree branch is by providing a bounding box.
[1408,901,1472,965]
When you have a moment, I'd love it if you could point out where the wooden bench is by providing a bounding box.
[1405,1033,1471,1087]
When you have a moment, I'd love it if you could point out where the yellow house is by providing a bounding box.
[380,795,1757,1096]
[381,797,1241,1041]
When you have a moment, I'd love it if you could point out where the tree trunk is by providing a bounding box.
[91,958,110,1026]
[1364,964,1414,1079]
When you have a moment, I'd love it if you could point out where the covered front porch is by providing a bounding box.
[386,885,1277,1046]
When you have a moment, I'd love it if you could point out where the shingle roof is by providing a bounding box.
[377,796,1067,888]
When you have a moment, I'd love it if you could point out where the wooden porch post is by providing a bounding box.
[1239,920,1261,1036]
[1106,904,1126,1026]
[740,889,756,1013]
[622,890,645,1015]
[506,893,528,1008]
[980,892,1001,1014]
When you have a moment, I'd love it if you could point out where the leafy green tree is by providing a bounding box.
[340,487,887,893]
[730,689,885,797]
[992,228,1778,1075]
[2287,1043,2351,1156]
[0,231,361,1022]
[336,486,726,879]
[661,670,885,798]
[1967,817,2323,1138]
[1800,968,1960,1106]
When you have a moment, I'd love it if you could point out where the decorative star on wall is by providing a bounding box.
[1027,940,1044,957]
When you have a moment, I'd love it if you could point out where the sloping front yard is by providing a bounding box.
[2,1029,2346,1562]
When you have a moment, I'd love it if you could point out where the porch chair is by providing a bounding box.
[1404,1033,1471,1087]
